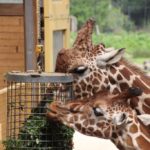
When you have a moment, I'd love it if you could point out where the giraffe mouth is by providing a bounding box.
[46,102,70,119]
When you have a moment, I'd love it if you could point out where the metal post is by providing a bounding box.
[24,0,36,71]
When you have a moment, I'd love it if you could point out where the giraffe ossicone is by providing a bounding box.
[55,19,150,115]
[47,87,150,150]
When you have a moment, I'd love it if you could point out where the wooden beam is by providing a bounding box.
[0,4,23,16]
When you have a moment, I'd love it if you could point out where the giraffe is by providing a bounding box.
[55,19,150,115]
[47,87,150,150]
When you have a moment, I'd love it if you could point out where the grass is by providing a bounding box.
[71,32,150,61]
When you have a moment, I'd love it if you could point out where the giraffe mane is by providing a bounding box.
[121,58,150,85]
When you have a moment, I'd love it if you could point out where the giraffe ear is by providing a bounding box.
[137,114,150,126]
[96,48,125,67]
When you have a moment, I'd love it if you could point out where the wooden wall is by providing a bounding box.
[0,6,25,89]
[0,3,25,149]
[0,89,7,150]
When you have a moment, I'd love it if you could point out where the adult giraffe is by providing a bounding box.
[55,19,150,115]
[47,87,150,150]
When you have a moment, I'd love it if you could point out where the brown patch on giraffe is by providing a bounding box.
[83,120,88,127]
[93,86,99,93]
[130,97,139,109]
[129,124,138,133]
[125,135,134,147]
[86,76,90,82]
[112,132,117,139]
[139,120,150,138]
[82,92,89,97]
[89,119,95,125]
[136,135,150,149]
[120,82,129,91]
[119,67,133,80]
[104,78,109,84]
[80,80,87,91]
[75,85,81,93]
[74,115,78,121]
[117,74,123,80]
[118,130,123,136]
[69,117,74,123]
[132,77,149,94]
[87,84,92,92]
[92,78,100,85]
[104,126,110,137]
[75,123,82,131]
[117,142,126,150]
[96,122,105,128]
[88,127,94,132]
[80,115,85,121]
[108,75,116,85]
[142,104,150,114]
[144,98,150,106]
[110,66,117,74]
[112,88,120,94]
[93,72,98,77]
[94,130,103,137]
[81,127,86,134]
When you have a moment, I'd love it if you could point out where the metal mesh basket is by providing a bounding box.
[4,71,74,150]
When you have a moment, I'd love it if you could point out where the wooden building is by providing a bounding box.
[0,1,25,89]
[0,0,70,149]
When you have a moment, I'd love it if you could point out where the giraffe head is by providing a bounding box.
[56,19,125,99]
[47,87,150,149]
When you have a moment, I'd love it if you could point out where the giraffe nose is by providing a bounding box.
[120,113,127,122]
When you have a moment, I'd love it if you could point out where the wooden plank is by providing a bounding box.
[0,67,24,74]
[0,26,24,33]
[0,76,6,82]
[0,46,24,53]
[0,4,24,16]
[0,92,7,146]
[0,39,24,46]
[0,60,24,67]
[0,53,24,60]
[0,16,23,26]
[0,32,24,40]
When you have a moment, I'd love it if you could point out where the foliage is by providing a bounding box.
[71,0,150,31]
[112,0,150,27]
[71,32,150,58]
[70,0,135,32]
[3,97,74,150]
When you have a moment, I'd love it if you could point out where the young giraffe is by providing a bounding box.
[47,88,150,150]
[55,19,150,115]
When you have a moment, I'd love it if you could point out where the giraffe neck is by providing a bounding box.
[112,114,150,150]
[107,59,150,114]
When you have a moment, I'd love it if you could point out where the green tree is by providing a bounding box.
[112,0,150,27]
[70,0,134,32]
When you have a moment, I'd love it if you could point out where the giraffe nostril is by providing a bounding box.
[120,113,127,122]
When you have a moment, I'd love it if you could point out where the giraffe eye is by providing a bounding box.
[93,107,104,117]
[70,66,88,74]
